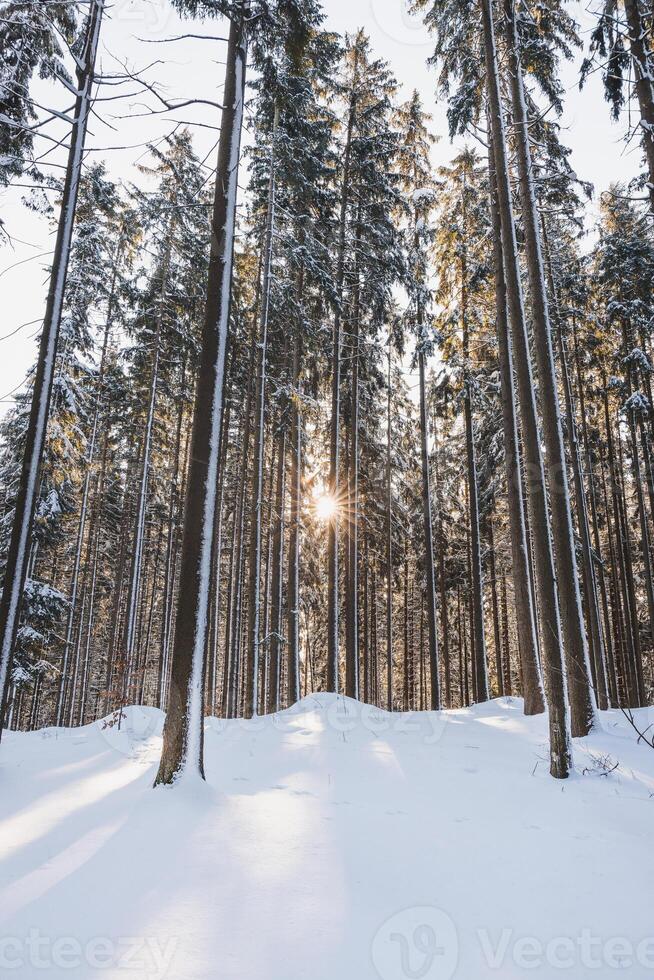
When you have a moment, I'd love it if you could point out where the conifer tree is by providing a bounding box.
[0,0,104,734]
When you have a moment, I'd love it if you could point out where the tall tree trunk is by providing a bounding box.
[623,0,654,214]
[121,300,163,714]
[268,412,286,713]
[543,228,609,710]
[481,0,571,776]
[487,515,503,697]
[418,350,441,709]
[386,340,394,710]
[327,72,357,694]
[223,294,260,718]
[615,419,647,702]
[433,416,452,707]
[487,141,544,716]
[287,264,305,706]
[155,5,248,784]
[207,357,232,716]
[0,0,104,731]
[245,105,279,719]
[56,305,114,724]
[158,361,188,707]
[573,322,618,706]
[500,573,513,695]
[345,216,362,700]
[603,388,643,704]
[461,225,489,703]
[504,0,596,737]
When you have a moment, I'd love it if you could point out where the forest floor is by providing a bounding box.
[1,694,653,979]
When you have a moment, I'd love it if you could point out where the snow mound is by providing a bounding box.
[1,698,653,979]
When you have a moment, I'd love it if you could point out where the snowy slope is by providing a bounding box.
[1,695,653,979]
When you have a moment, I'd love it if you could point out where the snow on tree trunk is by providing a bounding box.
[504,0,597,739]
[544,228,610,711]
[286,264,305,707]
[460,201,489,704]
[418,350,441,710]
[0,0,104,733]
[327,80,357,695]
[623,0,654,215]
[386,341,394,710]
[487,148,545,716]
[481,0,572,778]
[245,104,278,720]
[345,216,362,701]
[155,5,248,784]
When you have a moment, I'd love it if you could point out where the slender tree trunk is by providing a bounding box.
[159,361,188,707]
[207,357,232,716]
[573,323,617,706]
[504,0,596,737]
[245,105,279,719]
[345,216,362,700]
[121,300,164,714]
[433,418,452,707]
[327,74,357,693]
[487,515,503,697]
[418,351,441,709]
[487,140,544,715]
[544,232,609,710]
[0,0,104,732]
[461,231,488,703]
[287,265,305,706]
[623,0,654,215]
[223,295,260,718]
[386,340,394,710]
[603,389,643,705]
[500,573,513,695]
[481,0,571,775]
[156,5,248,784]
[268,412,286,713]
[615,421,646,703]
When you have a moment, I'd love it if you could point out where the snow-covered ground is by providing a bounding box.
[1,694,653,979]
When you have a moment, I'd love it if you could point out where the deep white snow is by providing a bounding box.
[1,694,653,979]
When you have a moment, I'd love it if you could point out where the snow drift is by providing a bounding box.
[1,694,653,979]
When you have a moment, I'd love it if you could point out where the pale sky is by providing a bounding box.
[0,0,639,418]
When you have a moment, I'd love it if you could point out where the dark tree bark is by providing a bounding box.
[418,350,441,709]
[245,105,279,719]
[623,0,654,215]
[503,0,596,738]
[487,146,544,715]
[543,230,609,710]
[481,0,571,776]
[287,265,305,706]
[327,76,357,694]
[156,5,248,784]
[0,0,105,732]
[345,216,362,700]
[386,341,394,710]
